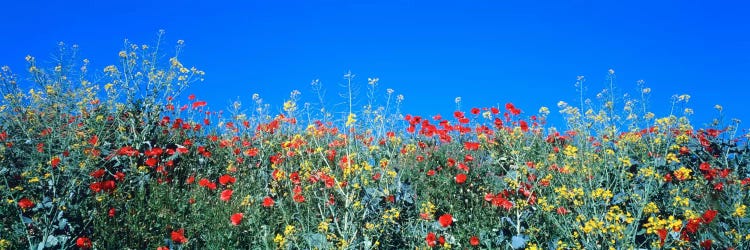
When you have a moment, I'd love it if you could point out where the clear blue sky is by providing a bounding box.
[1,0,748,131]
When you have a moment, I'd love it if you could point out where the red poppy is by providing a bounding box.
[108,207,116,217]
[50,157,61,168]
[463,141,480,151]
[220,189,233,202]
[192,100,207,109]
[685,218,701,234]
[700,239,712,249]
[492,195,514,210]
[426,169,436,176]
[469,235,480,246]
[519,120,529,132]
[470,107,480,115]
[114,172,125,182]
[657,229,667,247]
[701,209,717,224]
[198,178,217,190]
[171,228,187,244]
[290,172,301,184]
[90,169,106,178]
[75,236,92,249]
[262,197,275,207]
[490,107,499,114]
[157,247,169,250]
[293,193,305,203]
[18,198,34,210]
[556,206,569,215]
[145,157,158,167]
[425,232,437,247]
[438,213,453,227]
[455,173,467,184]
[230,213,243,226]
[218,174,236,185]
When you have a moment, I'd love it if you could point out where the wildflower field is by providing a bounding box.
[1,38,749,250]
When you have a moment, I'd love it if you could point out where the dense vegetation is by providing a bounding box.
[1,37,748,249]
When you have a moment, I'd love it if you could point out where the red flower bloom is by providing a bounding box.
[108,207,116,218]
[556,206,569,215]
[157,247,169,250]
[657,229,667,247]
[293,193,305,203]
[438,213,453,227]
[218,174,236,185]
[192,100,207,109]
[171,228,187,244]
[491,195,514,210]
[18,198,34,210]
[701,209,718,224]
[700,239,712,249]
[90,168,106,179]
[426,169,436,176]
[262,196,275,207]
[455,173,467,184]
[198,178,217,190]
[463,141,480,151]
[114,171,125,182]
[426,232,437,247]
[230,213,243,226]
[470,107,480,115]
[220,189,233,202]
[75,236,92,249]
[50,156,61,168]
[469,235,480,246]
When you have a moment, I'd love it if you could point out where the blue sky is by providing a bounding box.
[1,0,748,131]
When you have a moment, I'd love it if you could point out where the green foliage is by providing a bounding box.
[0,37,748,250]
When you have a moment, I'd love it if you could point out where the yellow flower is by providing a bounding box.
[284,225,295,235]
[563,145,578,158]
[666,153,680,163]
[733,204,747,218]
[673,195,690,207]
[345,113,357,127]
[673,166,692,180]
[318,220,329,232]
[643,202,659,214]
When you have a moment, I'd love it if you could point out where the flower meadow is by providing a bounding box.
[1,37,749,250]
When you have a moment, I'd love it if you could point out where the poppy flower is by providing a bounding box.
[171,228,187,244]
[293,193,305,203]
[145,157,158,167]
[230,213,243,226]
[220,189,233,202]
[469,235,480,246]
[108,207,116,217]
[218,174,236,185]
[50,157,61,168]
[262,196,275,207]
[425,232,437,247]
[455,173,467,184]
[192,100,207,109]
[701,209,717,224]
[75,236,92,249]
[90,169,106,178]
[438,213,453,227]
[18,198,34,210]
